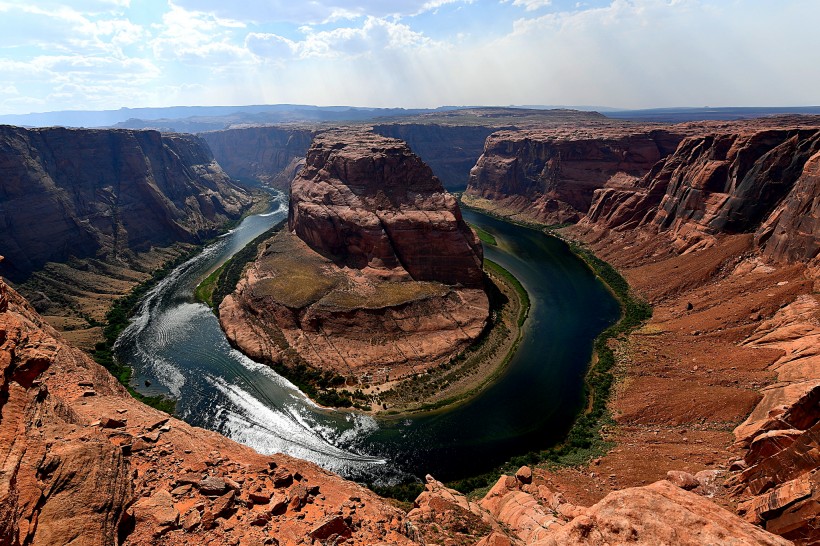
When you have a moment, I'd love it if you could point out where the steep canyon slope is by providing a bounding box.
[559,118,820,544]
[0,277,791,545]
[0,119,809,545]
[220,130,489,386]
[0,126,251,283]
[201,126,313,189]
[0,125,254,349]
[464,126,684,224]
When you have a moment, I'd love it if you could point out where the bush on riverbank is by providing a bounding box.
[443,239,651,496]
[90,247,203,414]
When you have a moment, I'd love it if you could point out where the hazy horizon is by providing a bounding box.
[1,1,818,117]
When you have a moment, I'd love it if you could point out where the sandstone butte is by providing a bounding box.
[219,129,490,386]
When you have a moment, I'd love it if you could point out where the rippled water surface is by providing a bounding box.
[119,195,619,483]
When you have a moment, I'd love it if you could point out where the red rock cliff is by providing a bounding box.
[464,127,683,224]
[0,278,419,545]
[289,129,484,288]
[585,123,820,257]
[0,126,252,282]
[372,123,498,188]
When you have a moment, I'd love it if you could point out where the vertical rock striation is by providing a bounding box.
[0,126,252,282]
[372,123,498,189]
[221,129,489,384]
[289,129,484,288]
[464,128,683,224]
[584,126,820,256]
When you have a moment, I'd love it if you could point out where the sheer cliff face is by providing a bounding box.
[584,127,820,258]
[201,126,313,189]
[289,129,484,288]
[0,126,252,281]
[372,124,497,189]
[464,128,683,224]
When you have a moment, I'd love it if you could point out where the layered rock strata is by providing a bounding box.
[372,123,498,188]
[585,126,820,255]
[567,118,820,543]
[0,275,795,546]
[408,470,790,545]
[221,130,489,384]
[464,127,684,224]
[0,126,252,282]
[201,126,313,189]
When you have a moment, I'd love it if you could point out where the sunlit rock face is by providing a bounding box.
[221,129,489,384]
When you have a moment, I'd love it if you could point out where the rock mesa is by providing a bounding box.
[221,129,489,385]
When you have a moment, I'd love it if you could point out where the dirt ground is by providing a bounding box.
[534,230,814,510]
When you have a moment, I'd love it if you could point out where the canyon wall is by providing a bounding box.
[0,126,252,282]
[463,127,684,224]
[289,129,484,288]
[570,118,820,543]
[0,278,419,546]
[585,126,820,256]
[372,123,497,189]
[0,276,794,546]
[201,126,314,189]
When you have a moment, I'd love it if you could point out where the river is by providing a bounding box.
[117,192,620,484]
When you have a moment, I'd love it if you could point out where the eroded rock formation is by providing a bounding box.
[221,130,489,384]
[464,127,684,224]
[585,125,820,255]
[408,470,790,545]
[0,126,252,282]
[569,116,820,544]
[372,123,498,188]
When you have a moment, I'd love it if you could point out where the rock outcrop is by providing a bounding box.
[584,123,820,256]
[289,130,484,288]
[569,116,820,544]
[728,295,820,542]
[221,130,489,384]
[201,126,313,189]
[0,278,418,545]
[407,469,790,545]
[464,127,684,224]
[0,125,252,282]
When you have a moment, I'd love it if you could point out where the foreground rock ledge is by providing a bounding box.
[0,277,795,545]
[220,129,490,385]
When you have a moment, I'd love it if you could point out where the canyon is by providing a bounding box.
[218,130,490,392]
[0,125,254,349]
[0,111,818,544]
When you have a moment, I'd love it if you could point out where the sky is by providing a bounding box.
[0,0,818,115]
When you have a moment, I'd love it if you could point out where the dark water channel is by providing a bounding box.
[119,195,619,484]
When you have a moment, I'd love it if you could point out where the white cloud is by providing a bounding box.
[170,0,469,24]
[503,0,552,11]
[1,0,819,114]
[246,17,433,62]
[150,4,252,64]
